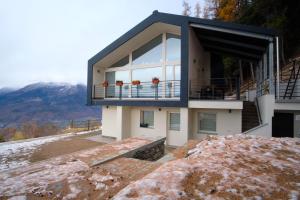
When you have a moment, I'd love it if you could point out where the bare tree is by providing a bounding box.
[202,4,210,19]
[182,0,191,16]
[194,1,201,17]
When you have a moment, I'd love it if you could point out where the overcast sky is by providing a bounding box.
[0,0,203,88]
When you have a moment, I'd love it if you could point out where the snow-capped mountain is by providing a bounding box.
[0,82,100,128]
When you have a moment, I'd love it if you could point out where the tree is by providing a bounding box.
[21,122,39,138]
[202,0,300,59]
[0,134,5,143]
[202,4,210,19]
[182,0,191,16]
[194,1,201,17]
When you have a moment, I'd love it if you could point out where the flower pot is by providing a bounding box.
[132,80,141,86]
[116,80,124,87]
[152,78,160,85]
[102,81,109,88]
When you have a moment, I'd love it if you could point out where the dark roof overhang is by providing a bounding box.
[88,11,277,65]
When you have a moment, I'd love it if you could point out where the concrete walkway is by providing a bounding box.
[85,134,115,144]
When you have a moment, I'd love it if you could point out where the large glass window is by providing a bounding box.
[105,71,130,97]
[169,112,180,131]
[132,67,162,82]
[166,65,181,97]
[140,111,154,128]
[132,67,162,97]
[198,113,216,132]
[110,55,129,68]
[166,33,181,62]
[105,72,115,98]
[132,35,162,65]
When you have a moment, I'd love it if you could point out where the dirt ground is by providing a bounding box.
[30,137,103,162]
[0,137,158,200]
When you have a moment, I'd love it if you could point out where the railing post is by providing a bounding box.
[119,86,122,100]
[236,77,240,100]
[155,84,158,100]
[104,87,107,98]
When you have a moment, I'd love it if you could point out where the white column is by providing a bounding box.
[180,108,189,144]
[116,106,124,140]
[276,37,280,99]
[162,33,167,98]
[268,41,274,94]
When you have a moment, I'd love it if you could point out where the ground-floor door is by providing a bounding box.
[167,112,181,146]
[272,112,294,137]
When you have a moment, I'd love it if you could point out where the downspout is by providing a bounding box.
[276,37,280,99]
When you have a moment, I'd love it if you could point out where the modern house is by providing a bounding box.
[87,11,300,146]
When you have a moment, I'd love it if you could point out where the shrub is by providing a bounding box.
[0,134,5,143]
[11,131,26,141]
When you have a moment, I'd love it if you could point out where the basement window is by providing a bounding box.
[198,113,216,133]
[169,112,180,131]
[140,111,154,128]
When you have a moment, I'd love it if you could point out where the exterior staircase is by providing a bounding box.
[242,101,260,132]
[283,59,300,99]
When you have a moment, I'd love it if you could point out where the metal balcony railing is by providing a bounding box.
[93,80,180,100]
[189,78,240,100]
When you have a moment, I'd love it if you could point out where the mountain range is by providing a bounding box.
[0,82,101,128]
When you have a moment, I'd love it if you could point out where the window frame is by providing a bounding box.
[198,112,217,134]
[103,32,181,98]
[140,110,154,129]
[169,112,180,131]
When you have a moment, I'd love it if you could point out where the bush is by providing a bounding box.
[0,134,5,143]
[11,131,26,141]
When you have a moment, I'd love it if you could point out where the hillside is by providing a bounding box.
[0,82,101,128]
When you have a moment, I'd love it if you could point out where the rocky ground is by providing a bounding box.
[0,137,158,199]
[1,134,299,200]
[114,135,300,200]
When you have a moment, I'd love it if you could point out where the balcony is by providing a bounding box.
[93,80,180,100]
[189,78,240,101]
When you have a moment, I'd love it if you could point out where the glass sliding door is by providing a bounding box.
[166,65,181,98]
[132,67,162,97]
[105,71,115,97]
[105,71,130,98]
[115,71,130,98]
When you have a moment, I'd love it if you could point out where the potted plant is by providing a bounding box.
[132,80,141,85]
[116,80,124,87]
[102,80,109,87]
[152,77,160,85]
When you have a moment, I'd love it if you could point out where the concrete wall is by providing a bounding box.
[93,66,105,98]
[189,27,210,97]
[102,106,118,138]
[130,107,168,139]
[244,123,269,136]
[190,108,242,140]
[257,94,275,137]
[101,106,188,146]
[294,112,300,138]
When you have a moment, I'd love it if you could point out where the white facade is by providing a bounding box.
[91,13,299,146]
[101,105,243,146]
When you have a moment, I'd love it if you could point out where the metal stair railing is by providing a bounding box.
[283,60,300,99]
